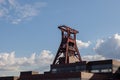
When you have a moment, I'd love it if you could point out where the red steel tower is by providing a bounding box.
[53,25,82,64]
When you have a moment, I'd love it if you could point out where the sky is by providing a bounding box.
[0,0,120,76]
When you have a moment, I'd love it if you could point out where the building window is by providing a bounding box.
[51,68,57,73]
[91,70,99,73]
[101,69,112,72]
[90,64,112,73]
[91,64,112,70]
[76,65,86,71]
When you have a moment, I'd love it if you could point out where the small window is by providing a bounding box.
[91,70,99,73]
[52,68,57,72]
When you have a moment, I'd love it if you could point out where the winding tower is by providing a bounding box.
[53,25,82,65]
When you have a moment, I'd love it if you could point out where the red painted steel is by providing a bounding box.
[53,25,82,64]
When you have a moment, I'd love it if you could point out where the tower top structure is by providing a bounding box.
[53,25,82,65]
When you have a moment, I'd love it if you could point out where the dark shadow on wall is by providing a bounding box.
[113,67,120,80]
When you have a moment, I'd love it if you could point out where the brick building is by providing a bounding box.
[0,59,120,80]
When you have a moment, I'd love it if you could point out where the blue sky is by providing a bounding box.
[0,0,120,76]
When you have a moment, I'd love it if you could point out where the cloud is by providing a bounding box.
[0,50,54,73]
[2,33,120,76]
[82,54,106,61]
[76,40,91,48]
[0,0,46,24]
[94,33,120,60]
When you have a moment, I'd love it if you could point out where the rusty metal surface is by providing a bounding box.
[53,25,82,65]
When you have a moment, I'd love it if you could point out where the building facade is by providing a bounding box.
[0,59,120,80]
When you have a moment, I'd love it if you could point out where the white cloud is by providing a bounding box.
[94,33,120,60]
[82,54,106,61]
[76,40,91,48]
[0,50,54,74]
[2,33,120,76]
[0,0,46,24]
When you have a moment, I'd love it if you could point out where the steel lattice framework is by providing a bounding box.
[53,25,82,64]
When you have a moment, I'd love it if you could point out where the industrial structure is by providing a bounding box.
[53,26,82,64]
[0,25,120,80]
